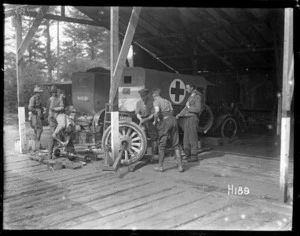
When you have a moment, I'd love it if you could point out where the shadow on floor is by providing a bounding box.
[199,152,225,160]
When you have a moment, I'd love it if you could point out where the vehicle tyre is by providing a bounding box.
[54,149,61,157]
[198,104,214,133]
[221,117,237,140]
[101,121,147,165]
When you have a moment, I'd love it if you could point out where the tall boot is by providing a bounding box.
[175,149,184,172]
[150,141,159,162]
[183,148,190,160]
[154,151,165,172]
[187,154,198,162]
[35,140,41,152]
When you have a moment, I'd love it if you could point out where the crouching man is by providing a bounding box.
[48,113,76,160]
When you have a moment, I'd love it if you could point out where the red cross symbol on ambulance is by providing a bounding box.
[169,79,186,104]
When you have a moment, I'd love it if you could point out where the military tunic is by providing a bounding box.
[153,96,180,153]
[135,96,158,142]
[47,94,65,157]
[183,90,202,158]
[28,95,43,141]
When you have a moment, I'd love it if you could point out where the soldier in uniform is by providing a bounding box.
[135,88,158,162]
[46,85,65,159]
[152,88,183,172]
[177,82,202,162]
[51,113,76,149]
[28,85,44,151]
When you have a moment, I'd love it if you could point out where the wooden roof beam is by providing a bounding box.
[196,37,236,70]
[23,10,108,27]
[4,5,41,18]
[136,20,267,43]
[158,47,274,59]
[17,6,49,60]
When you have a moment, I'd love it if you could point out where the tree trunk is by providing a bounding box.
[45,20,52,81]
[90,40,95,60]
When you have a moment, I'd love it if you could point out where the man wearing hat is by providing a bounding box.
[46,85,65,159]
[135,88,158,162]
[28,85,44,151]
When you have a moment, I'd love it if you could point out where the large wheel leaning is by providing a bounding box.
[101,121,147,165]
[198,104,214,133]
[221,117,237,140]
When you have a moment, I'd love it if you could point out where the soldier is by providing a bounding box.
[177,82,202,162]
[135,88,158,162]
[28,85,44,151]
[46,85,65,159]
[51,113,76,150]
[152,88,183,172]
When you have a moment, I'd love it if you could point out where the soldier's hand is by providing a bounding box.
[61,141,67,146]
[176,114,179,119]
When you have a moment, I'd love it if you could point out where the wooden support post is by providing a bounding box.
[13,6,48,153]
[110,7,141,103]
[110,7,120,163]
[14,14,27,153]
[279,8,293,203]
[109,7,141,162]
[277,93,282,136]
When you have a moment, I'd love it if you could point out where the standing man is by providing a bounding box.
[46,85,65,159]
[152,88,183,172]
[28,85,44,151]
[176,82,202,162]
[135,88,158,161]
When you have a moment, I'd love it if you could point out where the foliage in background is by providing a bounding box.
[4,6,111,114]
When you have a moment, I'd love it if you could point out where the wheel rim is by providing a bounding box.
[198,104,214,133]
[102,121,147,165]
[222,117,237,140]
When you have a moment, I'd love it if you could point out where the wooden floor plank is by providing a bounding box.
[38,182,169,228]
[4,177,149,227]
[179,202,291,230]
[5,175,143,215]
[66,187,184,229]
[4,168,113,200]
[117,189,212,229]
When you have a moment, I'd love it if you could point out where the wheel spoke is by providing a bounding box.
[132,142,141,147]
[126,127,131,136]
[130,131,138,138]
[121,127,126,136]
[132,136,141,142]
[131,146,140,153]
[128,148,134,157]
[124,150,129,161]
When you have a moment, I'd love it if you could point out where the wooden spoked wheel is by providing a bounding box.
[101,121,147,165]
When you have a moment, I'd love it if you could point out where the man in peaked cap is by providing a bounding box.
[28,85,44,151]
[135,88,159,162]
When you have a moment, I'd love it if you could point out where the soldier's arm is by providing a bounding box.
[188,95,202,114]
[28,97,37,113]
[135,101,142,121]
[153,100,160,124]
[52,125,65,145]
